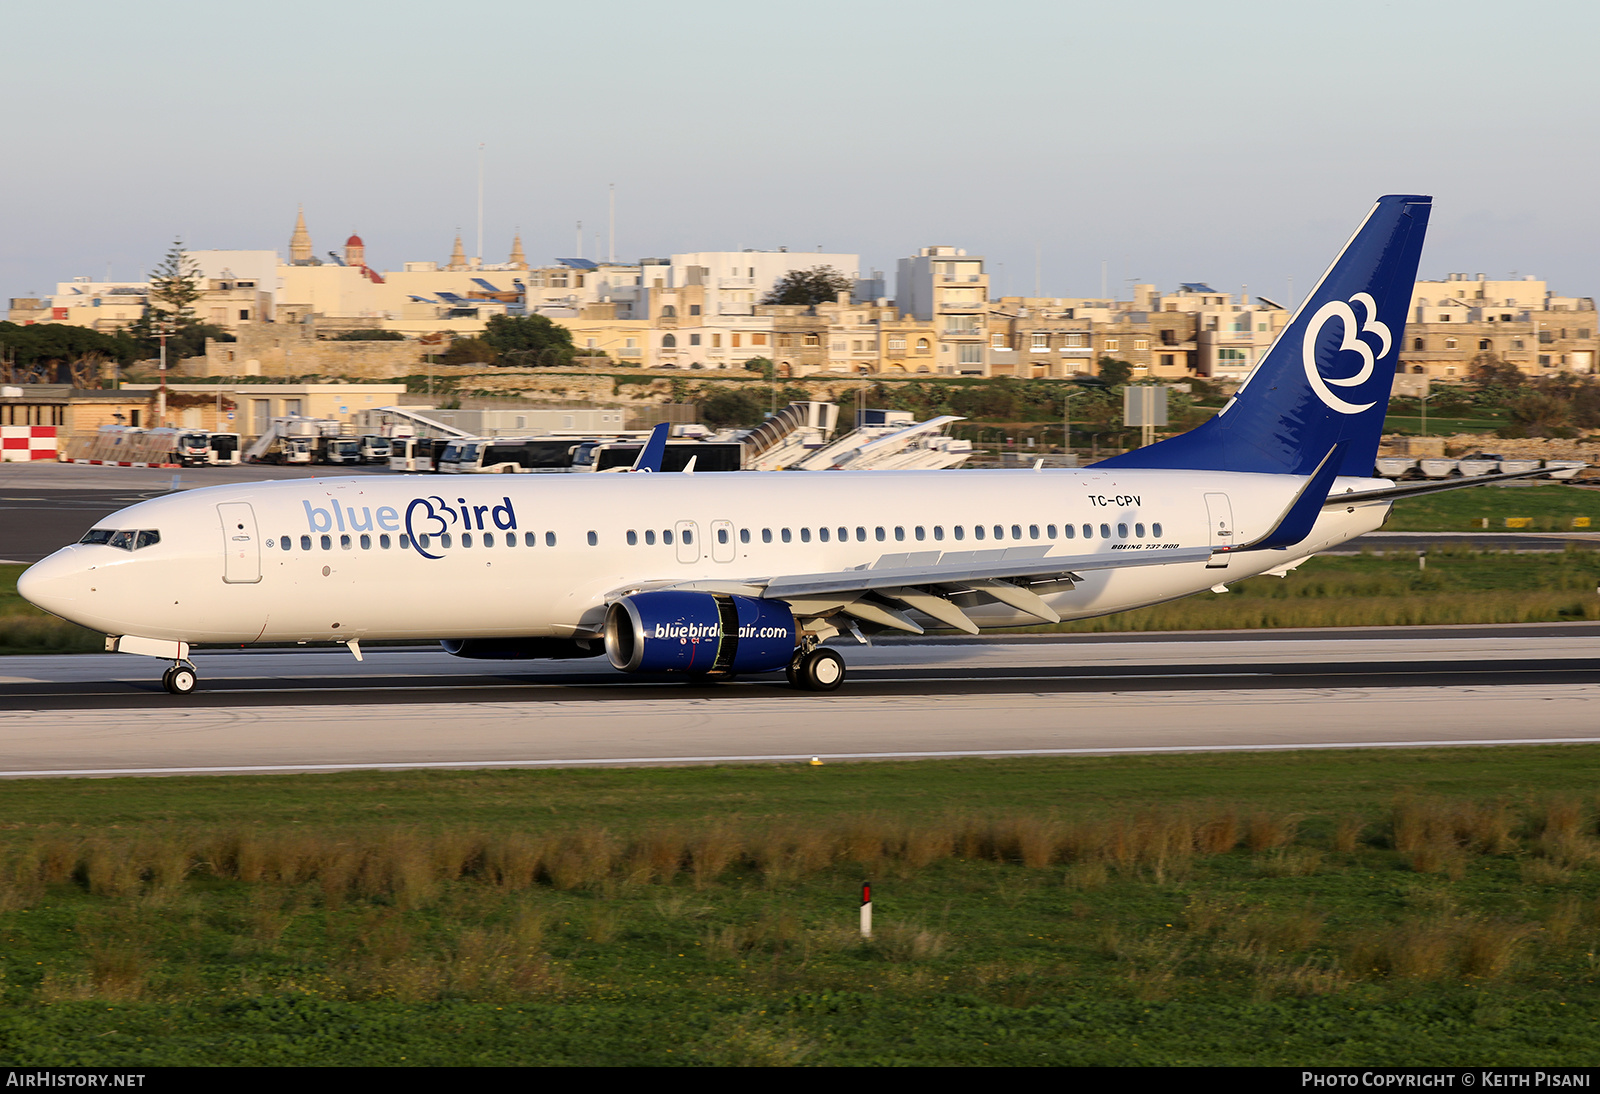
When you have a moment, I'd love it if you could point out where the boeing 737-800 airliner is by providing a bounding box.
[21,195,1510,695]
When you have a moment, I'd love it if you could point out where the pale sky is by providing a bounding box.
[5,0,1597,303]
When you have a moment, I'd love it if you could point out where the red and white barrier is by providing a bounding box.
[0,425,57,462]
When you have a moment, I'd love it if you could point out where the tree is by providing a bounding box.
[762,266,855,307]
[0,321,140,385]
[1096,356,1134,386]
[742,356,776,382]
[331,329,406,341]
[440,337,498,366]
[147,240,202,321]
[480,314,576,366]
[699,385,768,429]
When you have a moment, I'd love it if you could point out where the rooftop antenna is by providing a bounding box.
[576,221,582,260]
[1035,241,1041,298]
[608,183,615,264]
[476,143,485,265]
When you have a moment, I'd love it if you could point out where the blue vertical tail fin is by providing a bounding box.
[1097,194,1432,477]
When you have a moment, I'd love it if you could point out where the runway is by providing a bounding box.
[3,625,1599,778]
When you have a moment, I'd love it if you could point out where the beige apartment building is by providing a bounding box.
[1399,273,1597,379]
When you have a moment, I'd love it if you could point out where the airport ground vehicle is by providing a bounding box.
[387,437,449,473]
[23,195,1564,696]
[438,437,599,474]
[175,432,242,467]
[573,439,744,473]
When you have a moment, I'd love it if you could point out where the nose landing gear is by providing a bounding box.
[161,662,198,695]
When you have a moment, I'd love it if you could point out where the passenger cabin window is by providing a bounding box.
[645,530,656,545]
[545,532,556,546]
[525,532,538,546]
[819,527,830,542]
[627,530,638,545]
[739,529,750,544]
[587,531,598,546]
[781,528,792,543]
[800,528,810,543]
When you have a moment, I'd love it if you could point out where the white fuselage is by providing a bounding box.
[19,467,1392,648]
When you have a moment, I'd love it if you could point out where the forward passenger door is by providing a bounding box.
[217,502,261,584]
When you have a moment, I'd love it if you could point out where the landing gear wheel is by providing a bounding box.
[794,647,845,692]
[162,664,197,695]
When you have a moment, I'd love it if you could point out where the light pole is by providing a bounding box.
[154,318,175,427]
[1063,389,1087,463]
[1418,384,1434,437]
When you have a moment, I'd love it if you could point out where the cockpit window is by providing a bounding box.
[80,528,161,551]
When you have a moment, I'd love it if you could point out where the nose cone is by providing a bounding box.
[17,548,91,624]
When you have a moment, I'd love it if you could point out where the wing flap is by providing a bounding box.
[760,545,1210,601]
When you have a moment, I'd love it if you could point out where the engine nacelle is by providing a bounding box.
[604,591,797,674]
[440,637,603,660]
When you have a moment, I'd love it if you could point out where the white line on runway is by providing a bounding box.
[7,735,1600,779]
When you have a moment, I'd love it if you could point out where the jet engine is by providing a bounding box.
[604,591,797,675]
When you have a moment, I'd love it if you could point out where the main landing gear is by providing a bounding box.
[161,662,198,695]
[787,646,845,692]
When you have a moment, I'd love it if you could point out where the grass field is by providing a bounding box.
[1,751,1598,1065]
[1385,484,1600,532]
[1381,415,1507,435]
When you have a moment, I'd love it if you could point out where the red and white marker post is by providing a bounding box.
[860,881,872,939]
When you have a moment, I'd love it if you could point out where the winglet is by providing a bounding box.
[1232,443,1345,553]
[630,422,670,473]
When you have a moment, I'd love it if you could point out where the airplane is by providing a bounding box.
[17,194,1542,696]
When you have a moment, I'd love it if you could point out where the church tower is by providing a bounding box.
[447,234,468,271]
[289,207,314,264]
[508,232,527,270]
[345,233,365,268]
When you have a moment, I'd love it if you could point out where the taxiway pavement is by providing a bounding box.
[2,626,1597,778]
